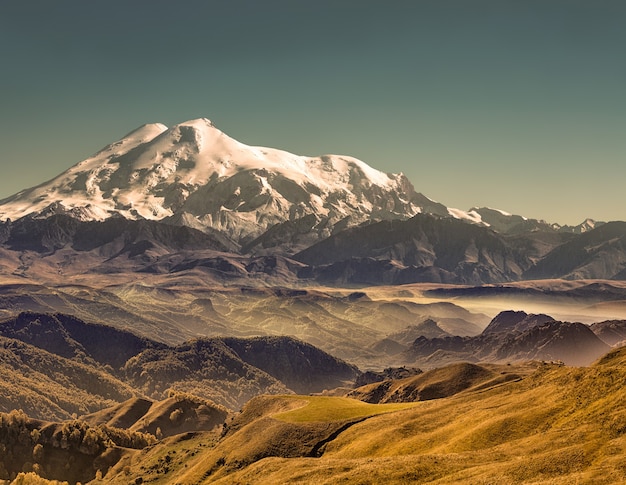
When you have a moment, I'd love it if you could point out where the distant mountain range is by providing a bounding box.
[2,213,625,285]
[0,118,621,285]
[402,310,615,368]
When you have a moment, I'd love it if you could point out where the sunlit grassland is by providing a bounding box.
[272,395,418,423]
[97,348,626,484]
[202,352,626,484]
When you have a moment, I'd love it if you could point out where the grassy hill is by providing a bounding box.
[3,311,626,483]
[96,346,626,484]
[346,361,530,404]
[82,391,229,439]
[2,346,626,483]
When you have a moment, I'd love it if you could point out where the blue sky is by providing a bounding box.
[1,0,624,225]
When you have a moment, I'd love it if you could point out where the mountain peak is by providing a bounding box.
[483,310,555,335]
[176,117,215,128]
[0,117,430,245]
[122,122,169,139]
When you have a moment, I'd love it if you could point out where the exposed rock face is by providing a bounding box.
[2,211,626,286]
[295,214,536,284]
[2,213,237,255]
[524,222,626,280]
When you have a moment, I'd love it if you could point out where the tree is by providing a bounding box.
[169,408,183,424]
[32,443,44,462]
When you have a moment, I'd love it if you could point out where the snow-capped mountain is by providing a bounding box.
[0,118,456,244]
[468,207,604,235]
[558,218,605,234]
[0,117,602,252]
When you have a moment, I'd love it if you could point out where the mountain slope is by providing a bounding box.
[4,210,622,285]
[82,392,229,439]
[469,207,605,235]
[481,310,555,335]
[346,362,512,404]
[0,116,614,272]
[469,207,554,234]
[294,213,626,285]
[0,335,135,420]
[590,319,626,347]
[0,312,362,412]
[524,221,626,280]
[0,409,156,484]
[7,347,626,484]
[0,311,163,370]
[110,347,626,484]
[1,213,237,255]
[295,214,535,284]
[222,336,359,393]
[0,283,491,369]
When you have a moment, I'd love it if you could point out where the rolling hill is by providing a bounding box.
[90,346,626,484]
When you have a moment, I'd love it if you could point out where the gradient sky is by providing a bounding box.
[1,0,624,225]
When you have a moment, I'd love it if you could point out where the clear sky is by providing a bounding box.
[1,0,624,225]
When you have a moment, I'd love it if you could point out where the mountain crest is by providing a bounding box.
[482,310,555,335]
[0,118,435,247]
[0,118,604,254]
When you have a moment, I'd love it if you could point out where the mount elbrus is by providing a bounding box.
[0,117,620,284]
[0,118,448,244]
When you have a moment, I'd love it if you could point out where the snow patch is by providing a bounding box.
[448,208,486,225]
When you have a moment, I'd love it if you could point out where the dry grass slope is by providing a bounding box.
[347,362,524,404]
[98,347,626,484]
[272,396,417,423]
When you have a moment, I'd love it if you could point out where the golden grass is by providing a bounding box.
[272,396,418,423]
[100,348,626,484]
[93,431,220,485]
